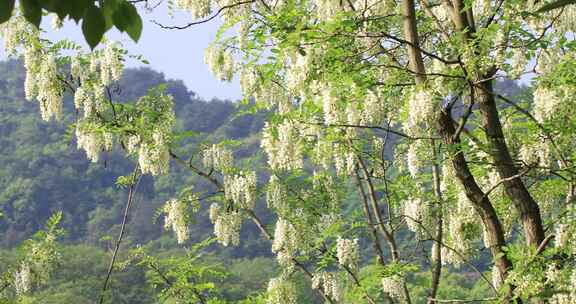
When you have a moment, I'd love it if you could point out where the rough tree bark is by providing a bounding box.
[449,0,546,248]
[400,0,516,300]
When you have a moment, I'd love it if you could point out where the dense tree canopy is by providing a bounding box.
[2,0,576,303]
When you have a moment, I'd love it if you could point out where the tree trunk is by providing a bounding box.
[476,80,545,247]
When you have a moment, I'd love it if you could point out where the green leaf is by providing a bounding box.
[113,1,142,42]
[0,0,15,24]
[82,5,106,49]
[102,0,121,31]
[68,0,91,22]
[39,0,67,19]
[20,0,42,28]
[537,0,576,13]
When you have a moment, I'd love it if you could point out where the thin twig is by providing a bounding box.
[152,1,255,29]
[98,167,142,304]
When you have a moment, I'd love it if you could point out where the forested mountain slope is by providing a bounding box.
[0,60,264,247]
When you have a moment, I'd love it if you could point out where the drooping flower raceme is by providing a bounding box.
[138,131,170,176]
[406,88,435,133]
[36,54,63,121]
[14,263,31,295]
[163,198,190,244]
[212,209,242,247]
[336,237,359,271]
[266,175,288,211]
[381,275,406,300]
[76,122,110,163]
[100,41,123,86]
[272,217,299,268]
[267,277,297,304]
[205,44,235,82]
[203,144,233,172]
[533,86,560,122]
[311,271,341,301]
[224,171,257,210]
[175,0,212,19]
[261,120,303,171]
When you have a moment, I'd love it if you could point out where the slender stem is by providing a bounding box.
[99,168,141,304]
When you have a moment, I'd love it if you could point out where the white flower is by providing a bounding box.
[224,171,257,210]
[312,271,341,301]
[14,263,31,295]
[214,211,242,246]
[406,88,436,133]
[407,144,420,178]
[76,122,104,163]
[382,275,405,300]
[533,87,560,122]
[203,144,233,172]
[163,198,190,244]
[267,277,297,304]
[205,44,235,82]
[266,176,288,210]
[37,54,63,121]
[209,203,221,224]
[138,132,170,176]
[261,121,303,171]
[272,218,299,267]
[336,237,359,271]
[101,41,123,85]
[175,0,212,19]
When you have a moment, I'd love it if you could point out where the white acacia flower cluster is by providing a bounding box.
[261,121,303,171]
[224,171,257,210]
[313,139,333,170]
[556,5,576,33]
[272,218,299,268]
[267,277,297,304]
[361,90,386,125]
[266,176,288,211]
[549,270,576,303]
[163,198,190,244]
[76,123,113,163]
[210,204,242,246]
[406,144,420,178]
[0,15,37,55]
[519,139,550,168]
[254,82,291,114]
[381,275,405,300]
[311,271,341,301]
[442,191,478,266]
[205,44,235,82]
[132,93,175,175]
[139,131,170,175]
[203,144,233,172]
[239,66,259,96]
[36,54,63,121]
[510,48,527,79]
[406,88,436,133]
[332,142,356,176]
[175,0,212,19]
[286,52,310,95]
[403,197,432,238]
[336,237,359,271]
[315,0,342,21]
[14,263,31,295]
[533,87,560,122]
[318,84,342,125]
[535,49,561,75]
[100,42,123,86]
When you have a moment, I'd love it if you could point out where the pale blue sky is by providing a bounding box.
[0,5,242,101]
